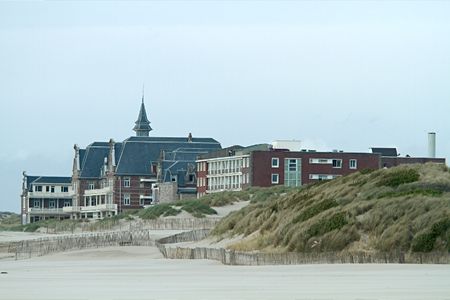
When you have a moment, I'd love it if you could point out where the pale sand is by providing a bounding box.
[0,246,449,300]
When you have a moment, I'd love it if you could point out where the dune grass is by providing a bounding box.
[211,163,450,254]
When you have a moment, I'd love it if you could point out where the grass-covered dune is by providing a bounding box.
[212,163,450,254]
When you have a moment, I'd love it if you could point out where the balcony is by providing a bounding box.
[29,191,74,198]
[80,203,117,212]
[28,208,67,215]
[84,187,112,196]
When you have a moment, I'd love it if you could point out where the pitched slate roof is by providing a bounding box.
[79,142,123,178]
[26,176,72,190]
[115,136,221,176]
[371,147,398,157]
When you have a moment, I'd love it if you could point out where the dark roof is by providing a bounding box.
[26,176,71,190]
[79,142,124,179]
[115,136,220,176]
[371,147,398,157]
[25,176,39,190]
[125,136,220,144]
[133,101,152,134]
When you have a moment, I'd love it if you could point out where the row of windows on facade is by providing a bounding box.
[121,194,152,206]
[271,158,357,169]
[81,194,152,206]
[270,173,341,184]
[86,177,148,190]
[33,185,69,193]
[200,157,250,175]
[206,174,250,191]
[32,199,71,208]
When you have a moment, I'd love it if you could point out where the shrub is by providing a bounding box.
[359,169,376,175]
[411,233,436,252]
[138,204,181,220]
[23,223,40,232]
[178,200,217,218]
[377,189,443,199]
[411,218,450,252]
[377,168,420,187]
[293,199,338,224]
[307,213,348,237]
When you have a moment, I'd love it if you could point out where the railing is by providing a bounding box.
[84,187,112,196]
[80,203,117,212]
[28,208,67,214]
[62,206,80,213]
[29,192,74,198]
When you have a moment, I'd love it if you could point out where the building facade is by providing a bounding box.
[21,174,73,224]
[196,146,446,196]
[66,99,221,220]
[22,98,221,223]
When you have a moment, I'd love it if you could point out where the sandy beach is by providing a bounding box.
[1,245,449,300]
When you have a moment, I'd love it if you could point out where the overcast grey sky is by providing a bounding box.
[1,1,450,212]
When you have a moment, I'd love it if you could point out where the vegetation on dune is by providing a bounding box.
[211,164,450,254]
[138,204,181,219]
[138,200,218,219]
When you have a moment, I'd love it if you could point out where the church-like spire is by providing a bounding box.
[133,89,152,137]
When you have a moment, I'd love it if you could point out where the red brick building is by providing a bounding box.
[251,150,381,187]
[197,146,446,196]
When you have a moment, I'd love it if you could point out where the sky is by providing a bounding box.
[1,1,450,212]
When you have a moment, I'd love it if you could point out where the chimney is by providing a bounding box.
[428,132,436,158]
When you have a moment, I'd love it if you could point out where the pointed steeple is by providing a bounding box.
[133,89,152,137]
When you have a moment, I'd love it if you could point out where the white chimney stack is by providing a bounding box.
[428,132,436,158]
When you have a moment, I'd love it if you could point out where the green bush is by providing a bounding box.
[138,204,181,220]
[199,192,241,207]
[411,218,450,252]
[307,213,348,237]
[178,200,217,218]
[378,189,443,199]
[23,223,40,232]
[293,199,338,224]
[377,168,420,187]
[359,169,376,175]
[412,233,436,252]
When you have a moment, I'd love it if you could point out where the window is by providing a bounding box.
[285,158,301,187]
[332,159,342,168]
[123,194,130,206]
[88,182,95,190]
[61,186,69,193]
[64,200,71,207]
[46,186,50,192]
[271,174,279,184]
[309,158,332,164]
[349,159,357,169]
[123,177,131,187]
[309,174,341,180]
[34,185,42,192]
[271,158,279,168]
[140,196,145,206]
[49,200,55,209]
[33,200,41,208]
[50,186,55,193]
